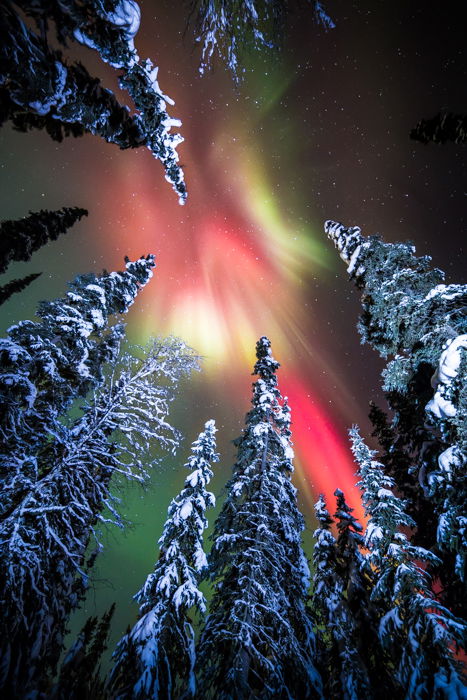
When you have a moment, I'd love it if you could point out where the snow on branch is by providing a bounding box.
[0,1,186,202]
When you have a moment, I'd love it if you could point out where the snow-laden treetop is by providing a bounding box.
[253,335,280,381]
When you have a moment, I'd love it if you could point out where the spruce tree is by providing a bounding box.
[0,256,188,696]
[0,272,42,305]
[333,488,366,602]
[108,419,218,700]
[350,427,466,700]
[325,219,467,613]
[1,1,186,202]
[196,337,323,700]
[0,207,88,274]
[311,494,373,700]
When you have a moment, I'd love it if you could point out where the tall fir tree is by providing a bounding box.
[108,419,218,700]
[1,1,186,202]
[325,219,467,613]
[311,494,374,700]
[350,427,466,700]
[0,257,199,696]
[196,336,323,700]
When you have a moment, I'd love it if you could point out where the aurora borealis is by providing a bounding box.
[1,0,466,658]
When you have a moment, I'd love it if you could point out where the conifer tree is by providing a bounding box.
[1,1,186,202]
[325,219,467,613]
[333,488,366,601]
[0,272,42,305]
[196,336,323,700]
[189,0,334,80]
[0,254,156,518]
[108,419,218,700]
[0,256,200,696]
[410,112,467,145]
[312,494,374,700]
[0,335,196,698]
[350,427,466,700]
[0,207,88,274]
[53,604,116,700]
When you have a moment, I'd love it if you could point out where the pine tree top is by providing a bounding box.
[334,488,363,537]
[253,335,280,381]
[314,493,333,529]
[136,419,218,617]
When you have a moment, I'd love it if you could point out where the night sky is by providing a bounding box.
[0,0,466,659]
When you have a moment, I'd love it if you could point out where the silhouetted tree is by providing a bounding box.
[0,272,41,305]
[0,207,87,274]
[53,604,116,700]
[410,112,467,145]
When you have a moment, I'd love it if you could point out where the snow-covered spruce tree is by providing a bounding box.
[410,112,467,145]
[0,254,155,519]
[189,0,334,80]
[0,335,197,697]
[311,494,374,700]
[0,255,163,696]
[350,428,466,700]
[325,219,467,613]
[196,337,323,699]
[108,420,218,700]
[0,206,88,274]
[1,1,186,202]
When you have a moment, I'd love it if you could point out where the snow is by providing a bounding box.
[105,0,141,39]
[187,469,200,487]
[90,308,105,327]
[280,435,294,460]
[424,284,465,302]
[1,373,37,407]
[253,422,268,437]
[437,446,465,478]
[85,284,107,306]
[29,62,68,115]
[73,29,99,53]
[324,220,366,266]
[365,522,383,544]
[426,390,457,419]
[346,245,362,276]
[426,335,467,419]
[0,339,30,363]
[437,335,467,384]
